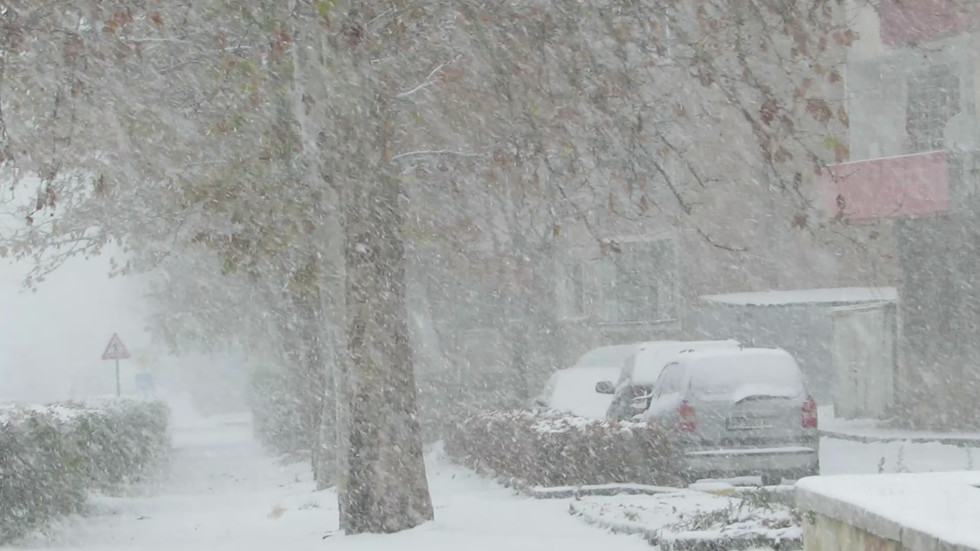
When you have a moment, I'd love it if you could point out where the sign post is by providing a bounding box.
[102,333,132,397]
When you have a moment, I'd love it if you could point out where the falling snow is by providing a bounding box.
[1,0,979,549]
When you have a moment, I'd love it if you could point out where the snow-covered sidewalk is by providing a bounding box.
[818,406,980,446]
[821,418,980,446]
[821,437,979,475]
[10,404,980,551]
[9,411,654,551]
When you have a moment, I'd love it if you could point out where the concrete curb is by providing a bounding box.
[529,483,675,499]
[795,485,904,541]
[795,474,980,551]
[447,459,684,499]
[820,429,980,447]
[575,512,658,544]
[663,533,802,551]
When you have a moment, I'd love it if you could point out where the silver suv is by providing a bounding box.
[637,347,819,485]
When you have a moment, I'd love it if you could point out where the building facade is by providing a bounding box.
[824,0,980,428]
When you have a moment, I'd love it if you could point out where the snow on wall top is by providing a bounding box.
[0,397,154,425]
[796,471,980,551]
[701,287,898,306]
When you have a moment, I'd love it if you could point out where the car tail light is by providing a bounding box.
[802,395,818,428]
[678,400,696,432]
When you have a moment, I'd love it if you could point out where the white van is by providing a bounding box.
[534,343,642,419]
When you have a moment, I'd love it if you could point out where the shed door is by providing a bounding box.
[831,303,896,419]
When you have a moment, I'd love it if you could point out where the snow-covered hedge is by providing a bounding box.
[0,400,170,542]
[444,409,679,488]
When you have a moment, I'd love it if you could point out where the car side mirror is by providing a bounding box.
[595,381,615,395]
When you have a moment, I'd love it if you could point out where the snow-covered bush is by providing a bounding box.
[0,400,169,542]
[69,400,170,488]
[249,367,317,460]
[445,409,678,488]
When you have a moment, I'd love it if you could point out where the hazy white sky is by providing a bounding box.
[0,250,153,403]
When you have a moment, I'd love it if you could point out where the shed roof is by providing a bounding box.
[701,287,897,307]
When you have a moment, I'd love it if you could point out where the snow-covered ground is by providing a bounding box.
[7,401,980,551]
[821,435,980,475]
[822,414,980,445]
[9,409,656,551]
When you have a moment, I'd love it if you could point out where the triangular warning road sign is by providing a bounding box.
[102,333,132,360]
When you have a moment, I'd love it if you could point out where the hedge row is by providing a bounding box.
[444,409,679,488]
[0,399,170,543]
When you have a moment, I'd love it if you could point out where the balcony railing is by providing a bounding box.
[818,150,950,222]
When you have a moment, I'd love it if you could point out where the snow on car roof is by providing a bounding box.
[634,340,741,355]
[679,348,805,393]
[677,347,794,362]
[628,340,741,385]
[700,287,897,306]
[573,343,648,368]
[633,340,735,352]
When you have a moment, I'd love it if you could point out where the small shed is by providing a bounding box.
[693,287,898,419]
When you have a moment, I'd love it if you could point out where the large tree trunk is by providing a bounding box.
[298,290,329,484]
[316,229,346,491]
[289,0,434,531]
[314,263,344,491]
[339,167,434,533]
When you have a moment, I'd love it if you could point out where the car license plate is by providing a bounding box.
[727,416,772,430]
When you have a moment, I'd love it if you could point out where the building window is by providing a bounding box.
[906,65,960,153]
[593,239,677,324]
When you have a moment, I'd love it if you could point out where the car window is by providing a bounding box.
[606,382,650,420]
[616,352,637,386]
[653,362,683,398]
